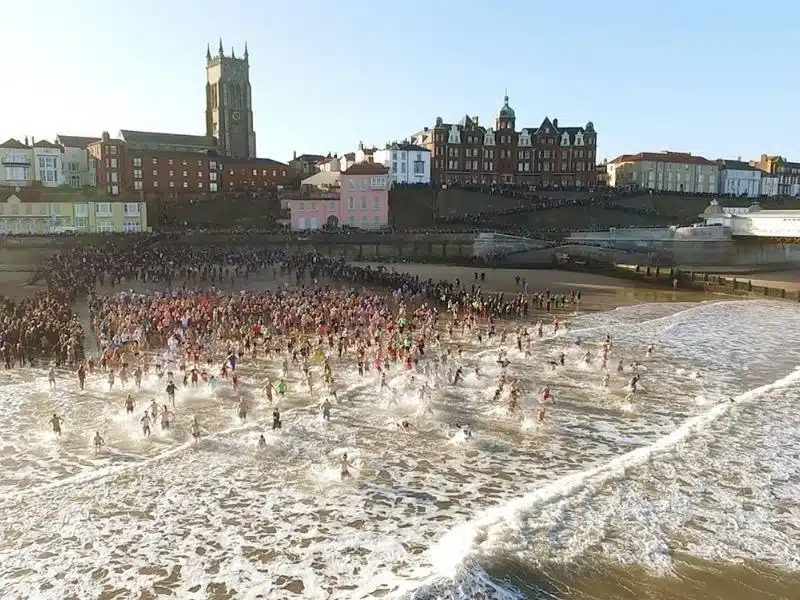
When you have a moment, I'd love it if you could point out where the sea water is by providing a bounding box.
[0,299,798,599]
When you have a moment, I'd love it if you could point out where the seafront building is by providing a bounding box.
[288,163,389,230]
[409,95,598,186]
[606,151,719,194]
[373,142,431,185]
[0,185,149,234]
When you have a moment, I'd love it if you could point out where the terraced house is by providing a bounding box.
[0,186,149,234]
[410,95,598,187]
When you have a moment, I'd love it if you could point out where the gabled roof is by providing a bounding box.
[119,129,216,148]
[0,138,30,149]
[32,139,60,149]
[56,135,101,149]
[343,163,389,176]
[535,117,558,135]
[343,152,356,160]
[608,152,716,166]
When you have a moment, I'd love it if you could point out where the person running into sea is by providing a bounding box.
[76,363,86,390]
[237,396,249,422]
[190,416,202,445]
[140,412,152,437]
[92,431,105,453]
[48,366,57,390]
[124,394,135,415]
[320,397,332,421]
[107,369,115,391]
[272,408,282,430]
[49,413,64,436]
[160,405,174,430]
[166,381,177,407]
[257,434,267,450]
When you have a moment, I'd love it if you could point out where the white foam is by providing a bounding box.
[418,366,800,584]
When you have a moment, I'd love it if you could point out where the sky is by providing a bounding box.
[1,0,798,165]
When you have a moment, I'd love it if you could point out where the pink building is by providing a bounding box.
[290,163,389,230]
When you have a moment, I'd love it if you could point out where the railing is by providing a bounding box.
[1,157,31,166]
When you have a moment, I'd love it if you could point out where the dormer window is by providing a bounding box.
[484,129,496,146]
[448,126,461,144]
[561,132,570,146]
[544,127,549,134]
[518,131,530,147]
[575,132,584,146]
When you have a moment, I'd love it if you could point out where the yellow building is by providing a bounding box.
[607,151,719,193]
[0,185,150,234]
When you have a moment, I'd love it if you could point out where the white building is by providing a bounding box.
[607,151,718,193]
[701,200,800,237]
[0,138,34,187]
[760,173,778,197]
[717,159,761,198]
[373,142,431,185]
[56,135,99,188]
[32,139,64,186]
[354,141,376,164]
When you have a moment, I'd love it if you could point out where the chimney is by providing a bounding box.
[31,136,35,146]
[24,136,28,146]
[423,127,429,132]
[474,117,479,126]
[552,118,558,128]
[737,156,741,161]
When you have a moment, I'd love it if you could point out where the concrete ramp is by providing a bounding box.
[503,244,671,266]
[472,232,551,258]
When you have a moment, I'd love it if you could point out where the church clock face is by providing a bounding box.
[232,111,241,122]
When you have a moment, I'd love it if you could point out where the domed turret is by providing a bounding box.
[499,95,515,119]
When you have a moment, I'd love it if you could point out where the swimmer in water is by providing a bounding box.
[340,452,354,480]
[396,420,415,432]
[92,431,105,453]
[601,374,610,388]
[257,434,267,450]
[272,408,282,430]
[454,423,472,439]
[124,394,135,415]
[49,413,64,436]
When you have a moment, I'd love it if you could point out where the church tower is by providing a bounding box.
[205,39,256,158]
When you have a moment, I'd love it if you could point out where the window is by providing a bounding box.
[110,172,118,183]
[169,159,174,165]
[168,170,174,177]
[124,203,140,216]
[210,172,217,181]
[348,197,354,210]
[182,160,187,166]
[392,163,397,173]
[98,221,114,233]
[182,170,188,177]
[360,180,367,191]
[210,182,217,192]
[361,197,367,210]
[123,222,141,233]
[373,215,380,226]
[197,171,203,178]
[134,181,143,190]
[133,157,142,167]
[197,160,203,167]
[111,185,119,196]
[272,169,277,177]
[281,170,286,177]
[169,181,175,188]
[152,158,158,165]
[373,197,379,209]
[348,215,355,225]
[70,175,81,187]
[348,179,355,190]
[182,181,189,188]
[110,146,117,155]
[370,176,387,188]
[134,169,142,179]
[153,181,159,188]
[110,158,118,168]
[210,161,217,170]
[153,169,159,176]
[95,202,112,216]
[75,217,88,228]
[360,216,368,228]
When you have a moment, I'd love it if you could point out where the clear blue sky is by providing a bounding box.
[1,1,798,164]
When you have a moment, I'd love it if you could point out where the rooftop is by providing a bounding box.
[609,151,716,166]
[0,138,30,149]
[56,135,101,149]
[343,163,389,176]
[119,129,216,148]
